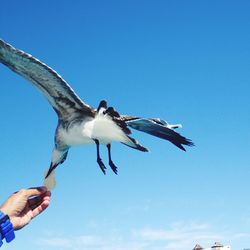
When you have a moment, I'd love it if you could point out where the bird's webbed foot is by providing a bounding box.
[109,160,118,175]
[97,157,106,174]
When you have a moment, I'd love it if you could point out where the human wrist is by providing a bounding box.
[0,210,15,246]
[0,207,14,227]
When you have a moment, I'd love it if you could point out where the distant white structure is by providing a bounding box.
[193,242,231,250]
[211,242,231,250]
[193,244,204,250]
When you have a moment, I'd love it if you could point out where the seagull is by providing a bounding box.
[0,39,194,188]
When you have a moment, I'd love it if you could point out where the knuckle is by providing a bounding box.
[18,189,27,195]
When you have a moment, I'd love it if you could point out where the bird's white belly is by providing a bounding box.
[88,115,127,144]
[59,122,94,146]
[60,115,128,146]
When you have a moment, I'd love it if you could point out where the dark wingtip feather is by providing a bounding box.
[183,138,195,147]
[175,143,186,151]
[126,118,194,151]
[173,139,195,151]
[121,135,149,152]
[170,134,195,151]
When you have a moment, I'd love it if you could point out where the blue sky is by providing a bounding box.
[0,1,250,249]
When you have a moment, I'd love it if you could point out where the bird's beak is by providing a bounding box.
[45,162,57,179]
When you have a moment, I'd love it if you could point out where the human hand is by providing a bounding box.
[0,187,51,230]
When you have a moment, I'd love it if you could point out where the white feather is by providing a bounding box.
[60,113,130,146]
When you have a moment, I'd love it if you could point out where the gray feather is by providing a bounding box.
[0,39,94,120]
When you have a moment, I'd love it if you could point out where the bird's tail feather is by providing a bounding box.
[126,118,194,151]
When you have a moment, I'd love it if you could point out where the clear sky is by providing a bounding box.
[0,1,249,250]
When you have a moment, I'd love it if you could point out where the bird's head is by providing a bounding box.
[52,148,68,165]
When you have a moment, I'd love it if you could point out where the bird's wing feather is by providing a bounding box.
[0,39,94,120]
[124,117,194,151]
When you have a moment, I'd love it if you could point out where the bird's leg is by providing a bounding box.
[94,139,106,174]
[107,144,118,174]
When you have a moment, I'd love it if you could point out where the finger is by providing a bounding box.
[31,197,50,218]
[28,191,51,209]
[43,191,52,199]
[24,187,48,198]
[28,196,42,209]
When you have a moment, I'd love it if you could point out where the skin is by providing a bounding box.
[0,187,51,230]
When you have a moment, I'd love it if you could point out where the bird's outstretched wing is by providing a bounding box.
[0,39,95,120]
[124,117,194,151]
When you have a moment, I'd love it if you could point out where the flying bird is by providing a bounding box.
[0,39,194,188]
